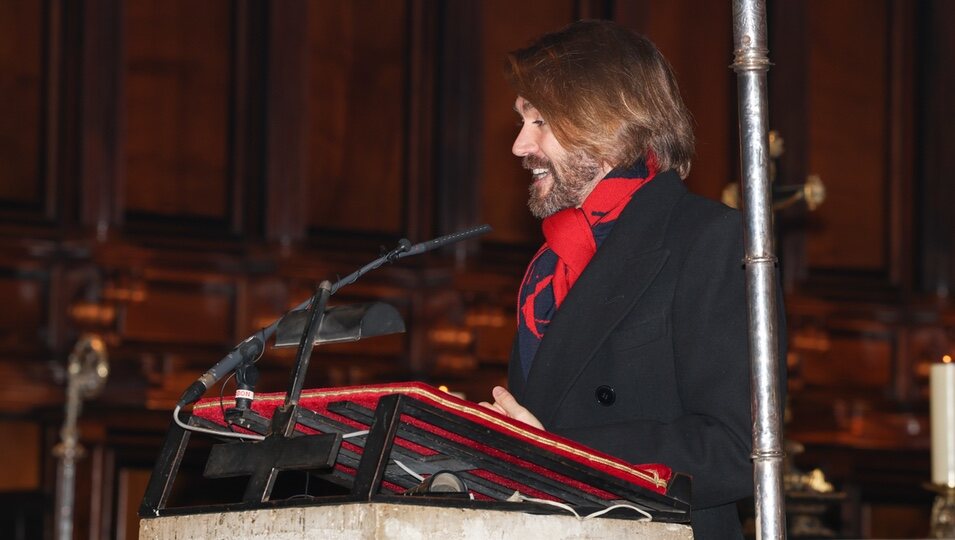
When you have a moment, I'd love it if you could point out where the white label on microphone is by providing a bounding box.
[235,389,255,401]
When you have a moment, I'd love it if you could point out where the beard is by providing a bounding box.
[524,151,603,219]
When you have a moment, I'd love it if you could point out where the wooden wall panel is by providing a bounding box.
[0,1,43,208]
[0,270,45,347]
[432,2,478,244]
[117,468,151,540]
[304,0,408,236]
[122,278,233,344]
[768,0,916,296]
[919,0,955,296]
[800,333,894,389]
[123,0,232,224]
[478,0,576,246]
[804,1,890,272]
[0,420,40,491]
[79,0,124,234]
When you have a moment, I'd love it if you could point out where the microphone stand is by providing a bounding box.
[274,280,332,435]
[203,241,418,503]
[231,281,335,503]
[223,241,412,430]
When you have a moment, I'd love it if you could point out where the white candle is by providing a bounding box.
[931,356,955,486]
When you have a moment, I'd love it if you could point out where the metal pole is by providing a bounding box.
[731,0,786,538]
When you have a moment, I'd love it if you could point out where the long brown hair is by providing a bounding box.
[506,20,695,178]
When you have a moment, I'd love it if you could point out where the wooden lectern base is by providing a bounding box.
[139,502,693,539]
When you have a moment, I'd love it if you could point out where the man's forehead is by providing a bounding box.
[513,97,537,114]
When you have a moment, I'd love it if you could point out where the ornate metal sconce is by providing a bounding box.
[722,131,827,212]
[53,335,110,540]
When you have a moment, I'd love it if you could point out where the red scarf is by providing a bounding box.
[518,159,657,343]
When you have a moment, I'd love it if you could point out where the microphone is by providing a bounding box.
[177,333,265,407]
[175,225,492,408]
[387,238,413,262]
[398,224,492,259]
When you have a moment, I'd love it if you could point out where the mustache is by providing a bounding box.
[522,155,551,170]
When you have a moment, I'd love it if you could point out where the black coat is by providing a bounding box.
[508,171,786,539]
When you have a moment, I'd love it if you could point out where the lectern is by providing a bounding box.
[139,382,693,538]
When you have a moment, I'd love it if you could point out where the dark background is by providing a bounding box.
[0,0,952,538]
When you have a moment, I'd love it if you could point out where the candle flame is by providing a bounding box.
[944,355,952,364]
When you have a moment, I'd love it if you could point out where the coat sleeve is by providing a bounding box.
[552,210,783,510]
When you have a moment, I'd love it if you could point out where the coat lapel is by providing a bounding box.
[519,171,686,426]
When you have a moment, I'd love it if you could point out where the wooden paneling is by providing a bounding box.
[123,0,232,225]
[79,0,124,234]
[432,2,478,244]
[304,0,408,236]
[805,1,890,272]
[122,278,234,345]
[0,1,44,209]
[770,0,918,296]
[769,0,811,291]
[263,1,308,244]
[0,269,46,348]
[865,505,930,539]
[478,0,576,246]
[117,468,151,540]
[800,332,894,389]
[918,0,955,296]
[0,420,40,491]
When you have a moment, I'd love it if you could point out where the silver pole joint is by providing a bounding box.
[752,450,786,461]
[744,255,778,265]
[732,47,772,72]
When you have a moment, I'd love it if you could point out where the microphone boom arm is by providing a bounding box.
[175,224,492,407]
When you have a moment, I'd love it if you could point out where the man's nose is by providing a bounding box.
[512,127,538,157]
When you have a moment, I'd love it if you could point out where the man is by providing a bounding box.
[480,20,785,539]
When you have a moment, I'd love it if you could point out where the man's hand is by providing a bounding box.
[478,386,545,430]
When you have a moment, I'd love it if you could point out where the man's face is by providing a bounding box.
[512,97,607,218]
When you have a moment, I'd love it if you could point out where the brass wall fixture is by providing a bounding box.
[53,335,110,540]
[722,131,826,212]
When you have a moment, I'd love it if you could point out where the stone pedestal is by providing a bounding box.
[139,502,692,539]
